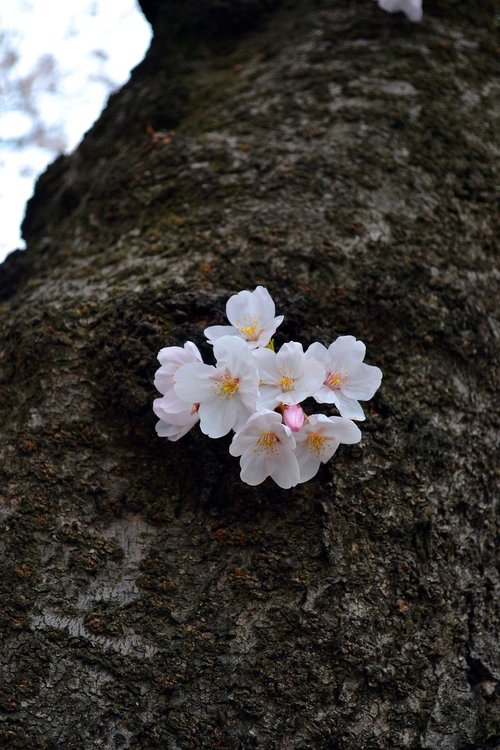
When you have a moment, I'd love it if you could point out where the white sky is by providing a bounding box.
[0,0,151,263]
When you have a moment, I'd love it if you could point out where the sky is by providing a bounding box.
[0,0,152,263]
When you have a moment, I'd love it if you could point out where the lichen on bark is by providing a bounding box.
[0,1,498,748]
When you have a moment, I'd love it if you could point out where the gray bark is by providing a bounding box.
[0,1,498,748]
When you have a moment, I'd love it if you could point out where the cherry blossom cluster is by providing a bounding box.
[153,287,382,489]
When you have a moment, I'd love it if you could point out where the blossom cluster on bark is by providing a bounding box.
[153,287,382,489]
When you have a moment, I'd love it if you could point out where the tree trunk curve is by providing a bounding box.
[0,1,498,748]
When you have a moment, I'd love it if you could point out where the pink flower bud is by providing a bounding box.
[282,404,305,432]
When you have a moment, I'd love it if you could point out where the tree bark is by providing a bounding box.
[0,1,498,748]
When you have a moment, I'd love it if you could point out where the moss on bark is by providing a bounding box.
[0,1,498,748]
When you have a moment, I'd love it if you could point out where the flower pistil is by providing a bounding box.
[236,318,259,341]
[307,431,327,455]
[256,430,281,454]
[277,367,296,392]
[325,369,348,389]
[213,372,240,400]
[278,374,295,391]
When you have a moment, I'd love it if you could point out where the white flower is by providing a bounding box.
[153,397,199,441]
[254,341,325,409]
[377,0,422,22]
[204,286,284,349]
[173,335,259,438]
[153,341,202,441]
[306,336,382,421]
[294,414,362,483]
[154,341,202,395]
[229,410,300,489]
[152,287,383,489]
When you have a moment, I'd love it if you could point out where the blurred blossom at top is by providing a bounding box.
[0,0,151,262]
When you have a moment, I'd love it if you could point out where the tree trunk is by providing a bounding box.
[0,1,498,748]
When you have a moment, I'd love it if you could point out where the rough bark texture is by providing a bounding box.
[0,1,498,748]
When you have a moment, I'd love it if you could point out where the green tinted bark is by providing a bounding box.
[0,1,498,747]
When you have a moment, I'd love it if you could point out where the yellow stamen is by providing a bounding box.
[242,324,258,339]
[325,369,347,389]
[257,431,280,453]
[236,318,260,341]
[214,374,239,399]
[278,374,294,391]
[307,431,326,455]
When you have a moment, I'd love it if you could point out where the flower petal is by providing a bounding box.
[204,324,239,344]
[214,334,251,372]
[154,369,174,395]
[312,384,338,404]
[226,289,253,328]
[276,341,305,378]
[155,407,199,441]
[155,342,202,394]
[342,363,382,401]
[328,336,366,368]
[233,400,255,433]
[254,315,284,348]
[253,347,278,383]
[198,397,237,438]
[157,345,187,366]
[292,356,325,402]
[174,362,218,403]
[330,391,366,421]
[314,414,362,445]
[283,404,305,432]
[294,442,322,483]
[270,448,300,489]
[378,0,422,22]
[305,341,328,364]
[154,389,192,415]
[246,285,276,323]
[256,386,282,410]
[239,450,271,486]
[229,429,258,457]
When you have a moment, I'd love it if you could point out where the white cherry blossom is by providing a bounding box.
[153,286,383,488]
[254,341,325,409]
[377,0,422,22]
[230,410,300,489]
[204,286,284,349]
[173,335,259,438]
[153,341,202,440]
[154,341,202,396]
[306,336,382,421]
[153,397,199,442]
[294,414,362,483]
